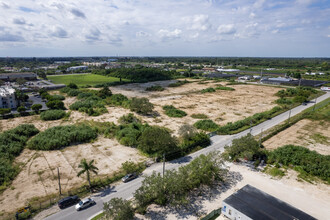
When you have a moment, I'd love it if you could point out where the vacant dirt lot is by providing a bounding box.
[263,119,330,155]
[0,137,146,213]
[0,80,282,213]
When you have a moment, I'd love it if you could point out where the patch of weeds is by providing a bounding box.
[310,133,329,145]
[191,113,208,119]
[265,167,285,178]
[163,105,187,118]
[201,87,216,93]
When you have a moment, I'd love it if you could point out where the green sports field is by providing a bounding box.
[48,74,128,86]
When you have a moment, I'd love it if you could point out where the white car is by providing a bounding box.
[75,198,96,211]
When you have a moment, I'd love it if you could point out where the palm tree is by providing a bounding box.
[77,158,98,192]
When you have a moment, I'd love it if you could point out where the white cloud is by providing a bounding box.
[50,26,68,38]
[190,14,211,31]
[217,24,236,35]
[158,29,182,41]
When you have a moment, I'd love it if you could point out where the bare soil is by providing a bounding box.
[0,137,145,213]
[263,119,330,155]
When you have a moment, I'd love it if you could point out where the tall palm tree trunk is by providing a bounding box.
[87,171,92,192]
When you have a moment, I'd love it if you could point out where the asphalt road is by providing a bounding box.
[44,92,330,220]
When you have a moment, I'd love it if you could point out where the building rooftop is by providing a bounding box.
[0,86,15,96]
[223,184,316,220]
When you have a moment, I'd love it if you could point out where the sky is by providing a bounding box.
[0,0,329,57]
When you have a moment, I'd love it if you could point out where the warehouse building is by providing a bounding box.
[222,185,316,220]
[0,73,37,82]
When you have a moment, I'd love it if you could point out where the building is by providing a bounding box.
[0,86,17,109]
[0,73,37,82]
[238,75,252,80]
[217,68,240,72]
[66,66,88,72]
[261,77,328,87]
[222,185,316,220]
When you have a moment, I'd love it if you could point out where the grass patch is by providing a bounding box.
[91,212,105,220]
[194,119,219,132]
[145,85,165,91]
[48,74,126,87]
[265,167,285,178]
[163,105,187,118]
[309,133,329,145]
[215,86,235,91]
[201,87,216,93]
[191,113,208,119]
[168,80,190,87]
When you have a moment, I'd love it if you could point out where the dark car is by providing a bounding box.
[58,195,80,209]
[122,173,138,183]
[302,102,308,106]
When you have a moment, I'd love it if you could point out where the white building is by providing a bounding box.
[66,66,88,72]
[0,86,17,109]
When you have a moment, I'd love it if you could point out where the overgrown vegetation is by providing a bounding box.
[194,119,219,132]
[104,198,135,220]
[215,86,235,91]
[268,145,330,183]
[134,152,227,213]
[129,98,154,115]
[27,125,97,150]
[275,87,318,105]
[145,85,165,91]
[191,113,208,119]
[163,105,187,118]
[201,87,216,93]
[0,124,39,188]
[218,106,283,134]
[40,110,67,121]
[168,80,190,87]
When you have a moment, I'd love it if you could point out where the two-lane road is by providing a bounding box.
[45,92,330,220]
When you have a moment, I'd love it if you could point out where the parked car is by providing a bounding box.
[75,198,96,211]
[58,195,80,209]
[302,102,308,106]
[122,173,138,183]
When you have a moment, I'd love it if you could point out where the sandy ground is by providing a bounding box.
[263,119,330,155]
[0,137,146,213]
[137,163,330,220]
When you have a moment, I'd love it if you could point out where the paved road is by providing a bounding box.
[45,92,330,220]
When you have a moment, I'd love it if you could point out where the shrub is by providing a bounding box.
[49,94,65,101]
[268,145,330,183]
[69,96,107,116]
[138,126,178,156]
[106,94,129,107]
[97,87,112,99]
[68,83,78,89]
[118,113,141,125]
[0,124,39,186]
[180,132,210,153]
[27,125,97,150]
[215,86,235,91]
[163,105,187,118]
[104,198,134,220]
[31,104,42,113]
[17,106,26,114]
[40,110,67,121]
[46,100,65,110]
[67,89,82,97]
[194,119,219,132]
[168,80,190,87]
[146,85,164,91]
[191,113,208,119]
[201,87,216,93]
[130,97,154,115]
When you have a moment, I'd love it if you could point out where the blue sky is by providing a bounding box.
[0,0,329,57]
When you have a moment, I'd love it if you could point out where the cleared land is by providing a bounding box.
[48,74,126,86]
[263,119,330,155]
[0,79,282,214]
[0,137,145,213]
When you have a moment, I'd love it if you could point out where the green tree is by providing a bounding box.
[31,104,42,113]
[46,100,65,110]
[77,158,98,192]
[178,124,198,140]
[321,61,329,71]
[67,83,78,89]
[224,134,261,161]
[138,126,177,156]
[129,97,154,115]
[103,198,134,220]
[17,106,26,115]
[97,86,112,99]
[0,108,11,117]
[16,78,27,85]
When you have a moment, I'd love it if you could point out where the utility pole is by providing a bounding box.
[313,96,317,111]
[250,119,253,133]
[57,167,61,195]
[259,128,263,148]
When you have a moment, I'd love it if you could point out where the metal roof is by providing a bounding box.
[223,184,316,220]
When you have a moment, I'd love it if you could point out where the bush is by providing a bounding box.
[215,86,235,91]
[146,85,165,91]
[130,97,154,115]
[268,145,330,183]
[69,96,107,116]
[104,198,134,220]
[121,161,146,174]
[116,125,143,147]
[163,105,187,118]
[97,87,112,99]
[68,83,78,89]
[118,113,140,125]
[67,89,82,97]
[40,110,67,121]
[201,87,216,93]
[31,104,42,113]
[194,119,219,132]
[191,113,208,119]
[0,124,39,186]
[49,94,65,101]
[138,126,178,157]
[168,80,189,87]
[27,125,97,150]
[46,100,65,110]
[106,94,130,107]
[180,132,210,153]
